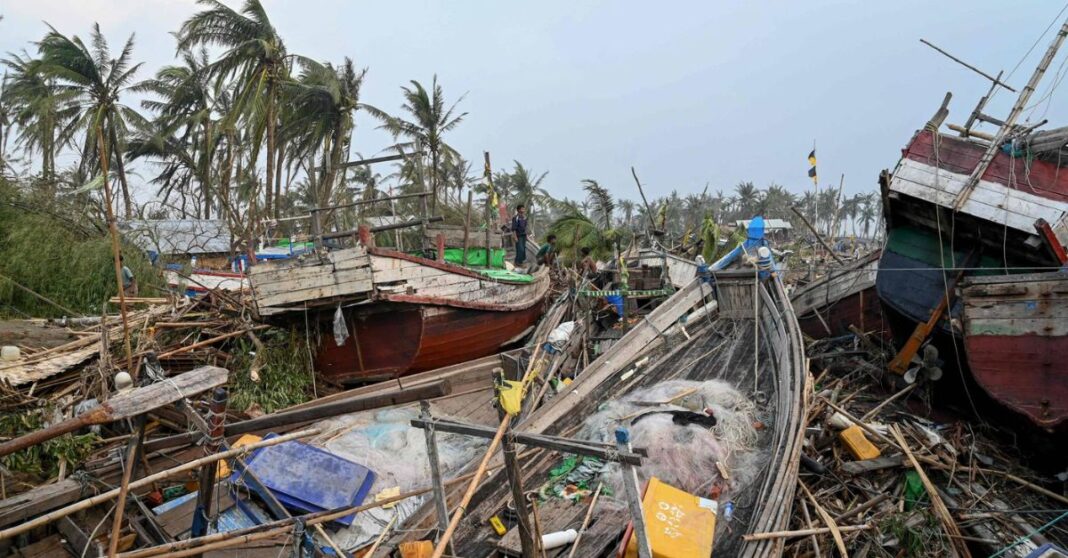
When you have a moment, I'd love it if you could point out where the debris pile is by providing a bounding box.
[780,332,1068,557]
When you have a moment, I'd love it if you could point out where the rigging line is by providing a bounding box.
[990,0,1068,105]
[933,133,982,419]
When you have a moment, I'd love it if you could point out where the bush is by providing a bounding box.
[0,182,160,318]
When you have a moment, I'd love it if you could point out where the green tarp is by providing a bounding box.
[478,269,534,283]
[443,247,505,268]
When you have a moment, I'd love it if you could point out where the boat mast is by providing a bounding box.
[953,18,1068,210]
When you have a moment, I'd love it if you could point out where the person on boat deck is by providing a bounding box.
[536,234,557,266]
[511,205,528,265]
[119,255,138,297]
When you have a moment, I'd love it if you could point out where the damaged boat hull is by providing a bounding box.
[315,301,544,383]
[962,272,1068,429]
[793,250,885,339]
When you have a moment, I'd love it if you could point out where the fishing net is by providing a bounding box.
[305,405,488,550]
[576,379,761,500]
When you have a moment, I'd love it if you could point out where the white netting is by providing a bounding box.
[577,379,763,499]
[306,406,488,550]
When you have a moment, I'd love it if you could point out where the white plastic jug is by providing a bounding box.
[0,346,20,361]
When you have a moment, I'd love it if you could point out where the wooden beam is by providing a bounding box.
[0,366,228,458]
[145,380,450,452]
[338,152,414,169]
[409,418,646,465]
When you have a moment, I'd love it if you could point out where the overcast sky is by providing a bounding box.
[2,0,1068,203]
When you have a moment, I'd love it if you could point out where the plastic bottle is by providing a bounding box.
[541,529,578,550]
[723,501,735,522]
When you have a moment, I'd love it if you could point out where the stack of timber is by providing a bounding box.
[877,23,1068,430]
[247,226,551,383]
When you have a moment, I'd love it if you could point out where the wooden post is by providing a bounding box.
[191,387,228,540]
[615,428,651,558]
[436,233,446,262]
[483,152,494,268]
[108,416,146,557]
[790,206,844,265]
[498,404,536,558]
[462,191,473,266]
[310,208,323,248]
[420,400,452,553]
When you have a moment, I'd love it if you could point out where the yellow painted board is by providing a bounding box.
[625,477,718,558]
[840,424,881,461]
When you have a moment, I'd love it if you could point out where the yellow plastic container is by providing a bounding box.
[625,477,718,558]
[216,434,262,477]
[839,424,881,460]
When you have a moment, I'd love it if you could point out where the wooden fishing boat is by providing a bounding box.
[378,236,807,557]
[792,249,885,339]
[961,272,1068,429]
[875,25,1068,427]
[247,228,551,384]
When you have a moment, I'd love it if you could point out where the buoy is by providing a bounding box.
[1,346,20,361]
[114,371,134,391]
[540,529,578,550]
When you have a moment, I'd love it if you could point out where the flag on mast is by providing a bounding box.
[807,149,818,185]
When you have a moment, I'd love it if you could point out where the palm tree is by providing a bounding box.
[133,47,218,217]
[733,181,758,218]
[36,23,145,218]
[1,52,77,182]
[284,58,366,213]
[178,0,289,217]
[581,179,614,229]
[364,76,467,212]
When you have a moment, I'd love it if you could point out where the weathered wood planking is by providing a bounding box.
[890,158,1068,239]
[0,479,89,529]
[962,271,1068,427]
[634,249,699,289]
[791,251,879,318]
[249,247,373,311]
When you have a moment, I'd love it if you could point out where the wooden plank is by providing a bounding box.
[0,479,88,528]
[497,499,584,555]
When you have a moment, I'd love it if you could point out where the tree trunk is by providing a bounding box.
[274,142,283,218]
[322,124,345,210]
[202,120,213,219]
[108,125,134,219]
[430,148,439,213]
[264,82,276,219]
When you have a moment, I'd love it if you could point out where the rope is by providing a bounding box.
[988,509,1068,558]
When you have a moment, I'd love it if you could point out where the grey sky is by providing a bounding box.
[2,0,1067,204]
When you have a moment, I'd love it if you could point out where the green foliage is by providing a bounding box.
[547,213,618,264]
[228,328,315,414]
[0,183,160,318]
[0,407,98,477]
[700,216,719,263]
[879,510,947,557]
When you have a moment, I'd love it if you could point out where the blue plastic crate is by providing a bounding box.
[230,433,376,526]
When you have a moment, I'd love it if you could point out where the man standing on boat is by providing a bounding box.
[511,205,528,265]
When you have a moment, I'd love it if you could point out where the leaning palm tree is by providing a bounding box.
[178,0,289,217]
[364,75,467,212]
[36,23,144,218]
[1,53,79,181]
[283,57,366,213]
[134,47,218,217]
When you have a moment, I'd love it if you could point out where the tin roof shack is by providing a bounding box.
[736,218,793,240]
[121,219,233,268]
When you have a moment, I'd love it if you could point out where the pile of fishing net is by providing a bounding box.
[306,406,488,549]
[574,379,763,499]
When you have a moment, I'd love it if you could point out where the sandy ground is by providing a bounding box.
[0,320,77,350]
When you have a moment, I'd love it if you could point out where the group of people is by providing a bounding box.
[510,204,596,276]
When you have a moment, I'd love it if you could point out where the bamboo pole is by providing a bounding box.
[0,428,319,541]
[108,419,146,557]
[431,416,511,558]
[743,524,871,542]
[566,482,603,558]
[117,451,532,558]
[156,326,268,359]
[890,425,971,558]
[96,122,134,374]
